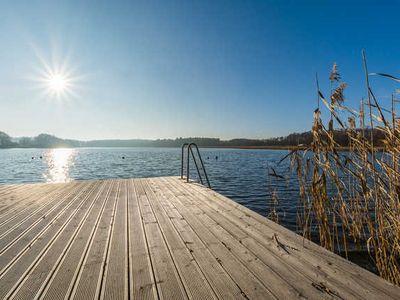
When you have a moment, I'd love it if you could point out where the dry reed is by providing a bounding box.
[279,51,400,285]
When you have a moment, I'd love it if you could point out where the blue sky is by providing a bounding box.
[0,0,399,140]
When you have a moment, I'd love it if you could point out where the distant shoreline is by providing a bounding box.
[0,145,300,150]
[1,145,386,152]
[1,145,366,151]
[1,130,386,150]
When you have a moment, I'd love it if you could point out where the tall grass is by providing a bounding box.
[281,51,400,285]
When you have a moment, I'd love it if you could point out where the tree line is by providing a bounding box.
[0,129,386,149]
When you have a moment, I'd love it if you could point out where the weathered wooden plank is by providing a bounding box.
[0,184,66,218]
[127,179,158,300]
[0,182,84,249]
[191,177,399,297]
[0,184,39,204]
[9,181,105,299]
[0,181,99,299]
[171,178,371,299]
[100,179,129,300]
[135,179,188,300]
[0,183,89,269]
[163,177,342,299]
[148,178,248,300]
[141,178,217,300]
[0,183,77,225]
[154,178,277,299]
[0,182,94,273]
[0,184,20,193]
[0,185,58,225]
[0,184,33,199]
[157,178,318,299]
[173,177,400,299]
[69,180,119,300]
[38,181,112,300]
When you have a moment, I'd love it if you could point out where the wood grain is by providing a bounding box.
[0,177,398,300]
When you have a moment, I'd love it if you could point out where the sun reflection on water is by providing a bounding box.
[44,148,76,183]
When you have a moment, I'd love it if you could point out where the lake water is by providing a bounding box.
[0,147,299,230]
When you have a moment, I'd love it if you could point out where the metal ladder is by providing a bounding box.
[180,143,211,188]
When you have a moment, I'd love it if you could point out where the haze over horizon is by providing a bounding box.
[1,0,399,140]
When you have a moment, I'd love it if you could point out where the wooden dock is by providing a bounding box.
[0,177,398,299]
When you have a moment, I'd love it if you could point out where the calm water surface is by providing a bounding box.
[0,148,299,230]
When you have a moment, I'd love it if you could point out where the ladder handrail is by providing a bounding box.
[181,143,211,188]
[181,143,189,179]
[189,143,211,188]
[188,145,203,185]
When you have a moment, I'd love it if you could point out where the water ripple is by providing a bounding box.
[0,148,298,229]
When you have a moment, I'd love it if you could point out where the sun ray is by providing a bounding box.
[28,45,81,100]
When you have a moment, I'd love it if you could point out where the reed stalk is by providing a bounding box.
[280,54,400,285]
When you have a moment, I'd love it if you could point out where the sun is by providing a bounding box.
[47,74,68,92]
[30,47,82,100]
[31,54,78,99]
[38,68,76,99]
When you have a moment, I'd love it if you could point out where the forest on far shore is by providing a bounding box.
[0,129,386,149]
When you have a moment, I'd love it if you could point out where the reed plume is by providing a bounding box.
[281,54,400,285]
